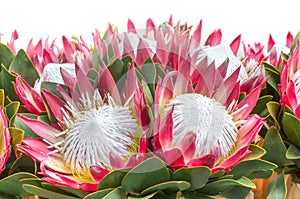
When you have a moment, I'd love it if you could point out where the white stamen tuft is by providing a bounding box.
[51,90,138,172]
[166,93,238,157]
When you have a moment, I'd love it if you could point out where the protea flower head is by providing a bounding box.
[16,60,148,191]
[152,55,266,172]
[280,41,300,116]
[0,105,11,174]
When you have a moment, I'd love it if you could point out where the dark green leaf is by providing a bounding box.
[247,170,274,180]
[121,157,170,194]
[262,126,292,166]
[228,159,277,179]
[0,172,40,197]
[92,48,101,71]
[251,95,273,117]
[9,49,39,87]
[181,191,213,199]
[209,170,225,179]
[41,183,89,198]
[103,187,126,199]
[8,154,36,175]
[22,184,80,199]
[282,112,300,148]
[286,144,300,160]
[199,177,255,196]
[263,62,280,94]
[84,188,113,199]
[220,186,251,199]
[98,168,130,190]
[0,64,19,101]
[141,181,190,195]
[266,171,286,199]
[0,43,15,68]
[172,166,211,191]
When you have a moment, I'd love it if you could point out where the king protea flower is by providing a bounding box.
[0,106,11,174]
[280,42,300,116]
[16,63,148,191]
[152,57,266,172]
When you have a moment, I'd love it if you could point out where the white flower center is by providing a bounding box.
[167,93,238,157]
[196,44,248,81]
[55,91,137,172]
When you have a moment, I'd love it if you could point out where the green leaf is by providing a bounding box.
[209,170,225,179]
[263,62,280,93]
[128,191,159,199]
[247,170,274,180]
[282,112,300,148]
[290,31,300,52]
[92,48,101,71]
[87,68,99,88]
[140,60,158,97]
[108,59,126,84]
[4,101,20,124]
[0,172,40,197]
[41,183,89,198]
[199,177,255,196]
[103,187,126,199]
[9,127,24,156]
[0,64,19,101]
[220,186,251,199]
[121,157,170,194]
[172,166,211,191]
[98,168,130,190]
[266,171,286,199]
[22,184,80,199]
[8,154,36,175]
[9,49,39,87]
[84,188,113,199]
[228,159,277,179]
[0,43,15,68]
[266,101,280,128]
[286,144,300,160]
[251,95,273,117]
[141,181,190,195]
[243,144,266,161]
[262,126,292,166]
[181,191,213,199]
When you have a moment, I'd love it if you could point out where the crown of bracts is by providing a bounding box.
[0,16,299,199]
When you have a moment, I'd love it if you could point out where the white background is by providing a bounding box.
[0,0,299,49]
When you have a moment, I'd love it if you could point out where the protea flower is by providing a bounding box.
[280,42,300,114]
[152,56,266,172]
[0,106,11,174]
[16,61,148,192]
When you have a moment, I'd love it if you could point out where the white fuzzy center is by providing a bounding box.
[56,91,137,172]
[167,93,238,157]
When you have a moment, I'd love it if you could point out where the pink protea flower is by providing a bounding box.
[13,75,46,115]
[0,106,11,174]
[16,63,148,192]
[152,58,266,172]
[280,42,300,117]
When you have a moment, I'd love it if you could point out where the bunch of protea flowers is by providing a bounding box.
[0,17,278,199]
[250,31,300,198]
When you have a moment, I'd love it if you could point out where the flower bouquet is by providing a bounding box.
[0,17,279,199]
